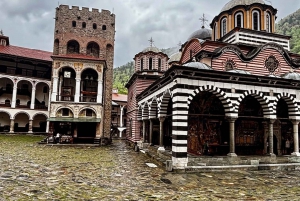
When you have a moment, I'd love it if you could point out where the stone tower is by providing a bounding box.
[49,5,115,144]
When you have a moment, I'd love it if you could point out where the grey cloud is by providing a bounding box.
[0,0,299,67]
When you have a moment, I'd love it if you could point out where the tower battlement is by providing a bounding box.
[57,5,114,16]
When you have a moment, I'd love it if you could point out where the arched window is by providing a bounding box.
[82,22,86,28]
[54,39,59,55]
[221,17,227,37]
[140,58,144,71]
[72,21,76,27]
[235,12,244,28]
[149,58,153,70]
[67,40,80,54]
[252,10,260,31]
[158,58,162,71]
[87,42,100,57]
[102,25,106,30]
[93,23,97,29]
[266,12,271,33]
[214,23,218,41]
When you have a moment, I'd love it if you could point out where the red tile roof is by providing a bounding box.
[112,93,127,102]
[0,45,52,61]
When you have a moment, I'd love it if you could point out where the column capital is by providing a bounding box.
[159,117,166,122]
[269,119,276,124]
[75,78,81,81]
[226,117,237,123]
[291,120,300,125]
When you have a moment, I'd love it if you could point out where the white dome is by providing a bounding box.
[221,0,265,12]
[142,46,161,53]
[282,72,300,80]
[227,69,252,75]
[188,26,212,41]
[183,62,213,70]
[168,52,182,63]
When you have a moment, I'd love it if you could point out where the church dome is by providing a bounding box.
[188,26,212,41]
[168,52,182,63]
[142,46,161,53]
[282,72,300,80]
[183,61,213,70]
[227,69,252,75]
[221,0,265,12]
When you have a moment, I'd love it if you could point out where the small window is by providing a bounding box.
[158,58,162,71]
[77,16,81,20]
[82,22,86,28]
[149,58,153,70]
[72,21,76,27]
[62,109,69,116]
[93,23,97,29]
[88,17,92,20]
[102,25,106,30]
[86,109,93,116]
[221,18,227,37]
[140,58,144,71]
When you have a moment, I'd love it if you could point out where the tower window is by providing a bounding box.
[72,21,76,27]
[102,25,106,30]
[252,10,260,31]
[93,23,97,29]
[82,22,86,28]
[235,12,243,28]
[266,13,271,32]
[87,42,100,57]
[158,58,161,71]
[221,18,227,37]
[149,57,153,70]
[140,58,144,71]
[67,40,80,54]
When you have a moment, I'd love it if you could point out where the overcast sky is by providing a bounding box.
[0,0,299,67]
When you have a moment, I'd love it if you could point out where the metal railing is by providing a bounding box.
[56,95,74,101]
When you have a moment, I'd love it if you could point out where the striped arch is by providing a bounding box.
[149,97,158,119]
[158,89,172,117]
[137,105,143,121]
[236,90,272,117]
[187,85,235,114]
[272,92,299,118]
[142,102,149,120]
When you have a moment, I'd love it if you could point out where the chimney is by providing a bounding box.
[112,88,118,94]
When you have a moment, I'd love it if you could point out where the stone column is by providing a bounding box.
[158,117,165,151]
[51,77,58,101]
[9,119,14,133]
[268,119,276,157]
[30,87,36,109]
[28,120,33,133]
[46,121,50,133]
[227,118,237,157]
[97,80,103,104]
[11,86,17,108]
[149,119,153,145]
[74,78,81,102]
[292,120,300,156]
[119,105,124,138]
[142,120,146,143]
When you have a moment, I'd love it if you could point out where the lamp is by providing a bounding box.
[85,75,89,80]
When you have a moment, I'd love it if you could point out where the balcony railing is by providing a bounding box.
[56,95,74,102]
[80,96,96,102]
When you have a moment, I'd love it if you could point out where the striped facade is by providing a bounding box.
[137,65,300,169]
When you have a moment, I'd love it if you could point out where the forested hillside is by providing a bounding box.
[113,61,134,94]
[276,8,300,53]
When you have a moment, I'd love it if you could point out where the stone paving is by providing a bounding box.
[1,135,300,200]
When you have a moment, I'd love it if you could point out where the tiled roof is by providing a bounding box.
[112,93,127,102]
[52,54,103,61]
[0,45,52,61]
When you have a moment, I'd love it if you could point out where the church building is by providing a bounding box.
[128,0,300,169]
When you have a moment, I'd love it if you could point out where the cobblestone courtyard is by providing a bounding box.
[1,135,300,200]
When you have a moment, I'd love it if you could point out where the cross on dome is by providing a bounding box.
[0,30,3,36]
[148,37,154,47]
[199,14,208,28]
